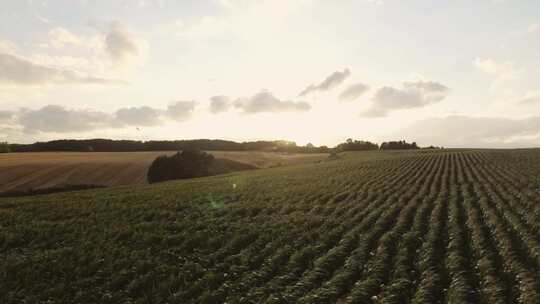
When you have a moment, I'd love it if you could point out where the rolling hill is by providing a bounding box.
[1,149,539,303]
[0,151,328,194]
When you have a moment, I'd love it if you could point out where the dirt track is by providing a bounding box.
[0,151,327,192]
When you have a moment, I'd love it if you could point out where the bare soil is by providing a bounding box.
[0,151,327,192]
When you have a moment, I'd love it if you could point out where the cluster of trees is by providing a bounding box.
[0,142,9,153]
[9,139,329,153]
[146,150,255,184]
[379,140,419,150]
[334,139,421,151]
[147,150,215,183]
[336,139,379,151]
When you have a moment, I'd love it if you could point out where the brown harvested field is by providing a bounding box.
[0,151,327,193]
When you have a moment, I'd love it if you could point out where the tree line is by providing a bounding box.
[8,139,329,153]
[5,138,434,153]
[335,139,429,151]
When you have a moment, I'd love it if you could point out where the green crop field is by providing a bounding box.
[1,149,540,303]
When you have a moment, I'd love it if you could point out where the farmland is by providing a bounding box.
[0,151,327,193]
[1,149,540,303]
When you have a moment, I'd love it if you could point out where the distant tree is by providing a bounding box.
[147,150,215,183]
[0,142,10,153]
[11,138,329,153]
[380,140,419,150]
[336,139,379,151]
[306,143,315,149]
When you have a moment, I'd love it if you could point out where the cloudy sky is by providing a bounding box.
[1,0,540,148]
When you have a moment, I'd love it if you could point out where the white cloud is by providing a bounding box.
[115,106,162,127]
[403,80,449,93]
[0,53,126,86]
[339,82,370,101]
[27,54,103,76]
[518,90,540,105]
[299,68,351,96]
[396,115,540,148]
[234,90,311,113]
[0,111,15,124]
[362,80,450,117]
[166,101,196,121]
[209,95,232,114]
[528,23,539,33]
[104,23,147,68]
[35,14,53,25]
[474,57,523,89]
[4,100,197,134]
[44,27,103,51]
[0,40,17,54]
[48,27,83,48]
[209,92,310,114]
[474,58,520,76]
[31,25,145,75]
[18,105,113,133]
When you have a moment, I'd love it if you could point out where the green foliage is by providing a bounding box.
[147,150,215,183]
[1,149,540,303]
[11,138,329,153]
[336,138,379,151]
[380,140,419,150]
[0,142,10,153]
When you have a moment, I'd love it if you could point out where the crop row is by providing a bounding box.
[2,150,540,303]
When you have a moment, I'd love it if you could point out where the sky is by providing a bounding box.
[1,0,540,148]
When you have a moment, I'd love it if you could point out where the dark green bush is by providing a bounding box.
[0,142,10,153]
[147,150,215,183]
